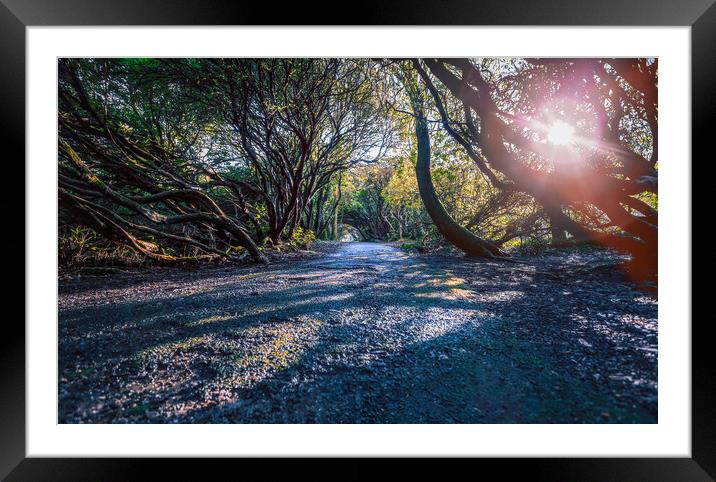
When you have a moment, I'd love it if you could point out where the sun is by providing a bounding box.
[547,121,575,146]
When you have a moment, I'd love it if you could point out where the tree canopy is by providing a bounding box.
[58,57,657,279]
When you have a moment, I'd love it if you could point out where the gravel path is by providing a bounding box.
[58,242,657,423]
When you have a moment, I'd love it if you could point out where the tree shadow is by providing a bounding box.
[58,247,657,424]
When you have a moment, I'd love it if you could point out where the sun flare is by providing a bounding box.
[547,121,575,146]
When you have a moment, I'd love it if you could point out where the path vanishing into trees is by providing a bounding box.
[59,242,657,423]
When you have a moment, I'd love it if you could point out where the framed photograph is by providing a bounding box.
[3,0,712,478]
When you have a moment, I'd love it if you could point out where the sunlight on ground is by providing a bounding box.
[216,316,323,389]
[190,314,235,326]
[123,314,325,418]
[407,307,487,342]
[473,290,525,302]
[133,334,215,361]
[415,273,474,300]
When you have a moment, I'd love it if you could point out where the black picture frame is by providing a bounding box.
[2,0,711,479]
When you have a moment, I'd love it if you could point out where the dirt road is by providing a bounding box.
[59,242,658,423]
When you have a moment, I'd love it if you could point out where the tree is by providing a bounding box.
[194,59,392,242]
[58,59,268,263]
[400,63,508,258]
[340,164,395,240]
[57,58,394,265]
[412,58,657,278]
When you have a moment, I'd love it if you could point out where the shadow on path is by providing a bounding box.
[58,242,657,423]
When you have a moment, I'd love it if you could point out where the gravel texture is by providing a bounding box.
[58,242,657,423]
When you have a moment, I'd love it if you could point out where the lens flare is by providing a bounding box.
[547,121,575,145]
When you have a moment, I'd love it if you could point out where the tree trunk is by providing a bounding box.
[545,203,567,245]
[333,175,342,240]
[313,189,324,234]
[414,114,507,258]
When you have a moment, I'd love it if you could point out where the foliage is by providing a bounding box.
[57,57,657,276]
[407,58,657,274]
[58,58,393,267]
[290,227,317,249]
